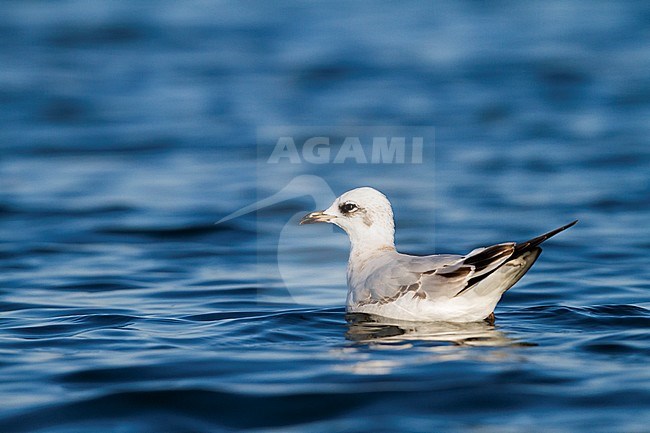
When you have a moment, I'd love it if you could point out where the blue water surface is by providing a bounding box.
[1,1,650,432]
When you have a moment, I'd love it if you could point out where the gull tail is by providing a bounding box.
[457,220,578,299]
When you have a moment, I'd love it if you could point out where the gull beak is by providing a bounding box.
[299,210,335,225]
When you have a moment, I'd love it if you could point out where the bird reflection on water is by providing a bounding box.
[345,313,535,348]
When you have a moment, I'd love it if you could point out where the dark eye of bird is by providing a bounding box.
[340,202,358,214]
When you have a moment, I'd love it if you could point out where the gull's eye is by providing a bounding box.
[339,202,358,214]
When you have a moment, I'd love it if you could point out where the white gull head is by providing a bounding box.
[300,187,395,255]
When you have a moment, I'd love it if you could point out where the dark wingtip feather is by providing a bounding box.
[513,220,577,257]
[463,244,515,271]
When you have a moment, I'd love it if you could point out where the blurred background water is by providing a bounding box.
[1,1,650,432]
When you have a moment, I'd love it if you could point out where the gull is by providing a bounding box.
[300,187,577,323]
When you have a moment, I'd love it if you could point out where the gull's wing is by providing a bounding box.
[362,221,577,303]
[410,243,516,300]
[424,243,516,298]
[362,244,514,302]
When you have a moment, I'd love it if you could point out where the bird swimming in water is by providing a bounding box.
[300,187,577,323]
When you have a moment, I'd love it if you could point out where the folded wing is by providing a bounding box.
[358,221,577,307]
[398,220,577,301]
